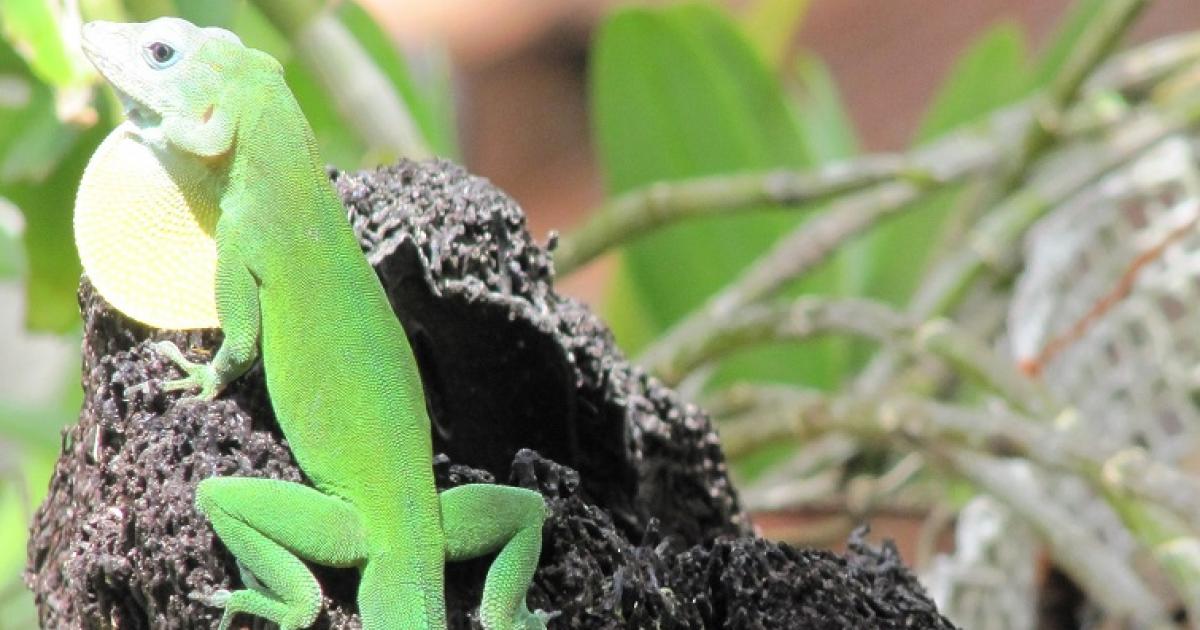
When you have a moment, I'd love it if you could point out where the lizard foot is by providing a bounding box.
[151,340,221,400]
[195,587,314,630]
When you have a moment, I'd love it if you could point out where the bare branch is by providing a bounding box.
[641,297,909,386]
[554,132,998,275]
[1003,0,1150,188]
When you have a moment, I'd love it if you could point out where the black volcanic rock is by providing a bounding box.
[26,159,954,629]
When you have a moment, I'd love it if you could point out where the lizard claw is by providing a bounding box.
[152,340,221,400]
[533,609,560,625]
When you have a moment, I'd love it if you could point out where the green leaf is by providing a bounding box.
[0,402,71,451]
[0,0,77,87]
[336,1,457,158]
[593,4,865,388]
[916,22,1030,141]
[230,0,292,62]
[0,32,99,331]
[792,54,857,164]
[860,23,1030,307]
[121,0,175,21]
[739,0,810,69]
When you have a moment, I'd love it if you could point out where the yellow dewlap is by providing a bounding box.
[74,121,220,329]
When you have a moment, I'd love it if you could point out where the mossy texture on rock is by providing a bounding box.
[26,159,955,629]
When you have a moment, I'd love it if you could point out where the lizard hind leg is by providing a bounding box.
[441,484,554,630]
[194,477,370,629]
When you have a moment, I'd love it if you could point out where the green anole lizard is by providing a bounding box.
[76,17,553,630]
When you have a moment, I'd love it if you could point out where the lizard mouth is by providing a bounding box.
[79,23,162,130]
[111,86,162,129]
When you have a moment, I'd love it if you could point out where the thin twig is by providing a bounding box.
[1002,0,1150,189]
[1086,31,1200,99]
[557,3,1157,277]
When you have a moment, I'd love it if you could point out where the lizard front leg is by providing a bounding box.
[195,477,370,629]
[440,484,554,630]
[155,254,259,400]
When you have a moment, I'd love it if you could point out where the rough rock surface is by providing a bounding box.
[26,159,956,629]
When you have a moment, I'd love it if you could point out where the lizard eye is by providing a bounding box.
[143,42,178,69]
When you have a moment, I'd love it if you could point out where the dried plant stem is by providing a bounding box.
[716,382,1174,620]
[716,386,1200,537]
[642,297,907,385]
[645,295,1052,416]
[642,103,1193,391]
[1086,32,1200,98]
[937,449,1170,624]
[553,138,995,274]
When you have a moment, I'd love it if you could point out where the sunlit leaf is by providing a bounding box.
[0,89,81,184]
[285,58,364,168]
[0,213,25,280]
[229,0,291,61]
[916,22,1030,141]
[792,54,858,163]
[739,0,810,69]
[0,450,55,624]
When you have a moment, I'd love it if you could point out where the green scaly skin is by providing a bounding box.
[79,18,552,630]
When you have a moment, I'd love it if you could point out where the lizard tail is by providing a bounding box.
[358,552,447,630]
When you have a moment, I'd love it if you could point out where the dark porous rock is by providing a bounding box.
[26,159,955,629]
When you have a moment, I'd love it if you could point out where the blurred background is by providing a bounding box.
[370,0,1200,303]
[5,0,1200,628]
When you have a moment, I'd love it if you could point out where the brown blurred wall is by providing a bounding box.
[360,0,1200,304]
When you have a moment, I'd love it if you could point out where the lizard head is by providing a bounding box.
[75,18,247,330]
[80,18,259,147]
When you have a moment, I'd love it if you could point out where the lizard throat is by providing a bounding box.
[113,87,162,129]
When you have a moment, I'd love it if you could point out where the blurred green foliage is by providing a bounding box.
[592,0,1125,389]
